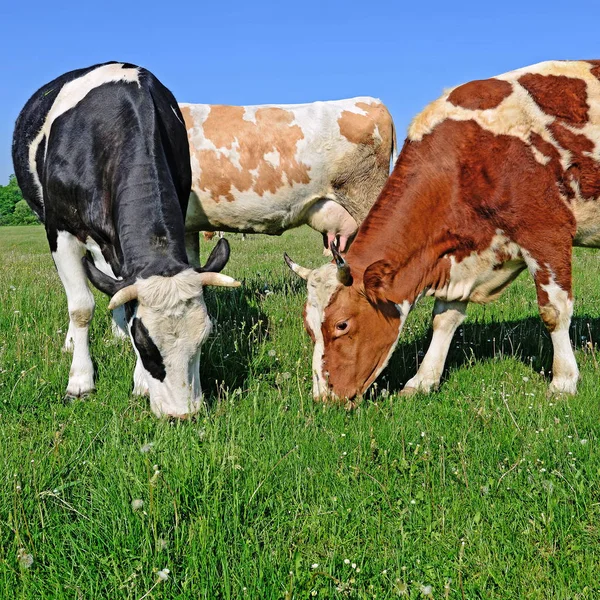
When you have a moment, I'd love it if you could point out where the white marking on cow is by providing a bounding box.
[28,63,140,207]
[264,150,281,168]
[435,232,524,303]
[53,231,95,395]
[303,263,341,397]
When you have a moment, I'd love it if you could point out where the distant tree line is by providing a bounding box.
[0,175,39,225]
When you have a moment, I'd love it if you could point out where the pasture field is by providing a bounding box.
[1,224,600,599]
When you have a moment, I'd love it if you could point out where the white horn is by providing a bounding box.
[195,272,241,288]
[108,284,139,309]
[283,253,312,280]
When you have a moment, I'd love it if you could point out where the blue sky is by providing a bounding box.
[2,0,600,184]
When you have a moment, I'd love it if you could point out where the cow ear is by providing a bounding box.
[196,237,230,273]
[82,256,123,297]
[363,260,397,304]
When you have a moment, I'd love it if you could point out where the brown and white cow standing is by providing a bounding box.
[286,60,600,401]
[179,98,396,263]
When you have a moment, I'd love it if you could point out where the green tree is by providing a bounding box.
[12,199,39,225]
[0,175,37,225]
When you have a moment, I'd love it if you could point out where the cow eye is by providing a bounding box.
[335,321,348,332]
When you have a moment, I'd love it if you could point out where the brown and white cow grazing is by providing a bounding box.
[179,98,396,262]
[286,60,600,401]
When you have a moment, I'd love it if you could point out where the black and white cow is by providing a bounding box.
[12,61,240,418]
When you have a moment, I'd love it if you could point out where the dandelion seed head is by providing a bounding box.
[140,442,154,454]
[131,498,144,510]
[344,558,350,564]
[311,563,319,569]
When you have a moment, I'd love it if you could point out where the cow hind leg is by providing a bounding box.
[524,253,578,394]
[401,300,467,395]
[52,231,96,397]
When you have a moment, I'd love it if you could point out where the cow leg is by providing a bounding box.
[524,254,578,394]
[185,232,201,268]
[401,300,467,394]
[52,231,95,397]
[111,306,129,340]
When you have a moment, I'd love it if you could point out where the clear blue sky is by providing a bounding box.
[2,0,600,184]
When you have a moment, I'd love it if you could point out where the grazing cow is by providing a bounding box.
[12,61,239,418]
[285,60,600,401]
[180,98,396,263]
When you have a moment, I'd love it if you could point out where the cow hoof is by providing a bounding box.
[399,386,419,396]
[64,389,93,401]
[548,379,577,396]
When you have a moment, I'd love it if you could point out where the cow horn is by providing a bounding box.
[195,272,241,288]
[283,253,312,280]
[331,241,352,286]
[108,284,139,309]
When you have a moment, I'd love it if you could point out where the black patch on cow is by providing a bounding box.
[131,317,166,382]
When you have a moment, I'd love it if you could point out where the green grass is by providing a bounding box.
[1,224,600,599]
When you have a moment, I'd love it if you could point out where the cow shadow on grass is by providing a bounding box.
[200,282,271,404]
[377,314,600,395]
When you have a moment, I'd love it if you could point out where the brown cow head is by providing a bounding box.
[285,250,404,402]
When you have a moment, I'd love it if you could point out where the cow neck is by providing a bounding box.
[345,134,455,305]
[114,166,189,280]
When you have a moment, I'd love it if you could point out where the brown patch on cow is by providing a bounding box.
[192,105,311,202]
[586,60,600,81]
[539,304,560,332]
[518,74,589,126]
[447,78,513,111]
[338,102,393,166]
[548,122,600,199]
[70,308,93,328]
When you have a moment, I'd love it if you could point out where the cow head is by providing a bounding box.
[86,239,239,417]
[284,245,403,402]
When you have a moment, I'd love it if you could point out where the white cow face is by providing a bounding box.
[110,270,239,417]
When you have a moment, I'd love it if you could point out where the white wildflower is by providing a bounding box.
[140,442,154,454]
[157,567,170,581]
[17,548,33,569]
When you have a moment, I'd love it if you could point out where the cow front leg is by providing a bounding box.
[52,231,96,397]
[185,232,201,268]
[401,300,467,395]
